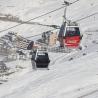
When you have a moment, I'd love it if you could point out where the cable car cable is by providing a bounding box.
[0,6,65,33]
[26,13,98,39]
[26,28,57,38]
[75,12,98,22]
[0,0,79,33]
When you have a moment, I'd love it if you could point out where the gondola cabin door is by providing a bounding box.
[63,26,81,48]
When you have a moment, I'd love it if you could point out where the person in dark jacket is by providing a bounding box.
[31,51,36,70]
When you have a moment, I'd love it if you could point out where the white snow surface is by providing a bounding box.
[0,0,98,98]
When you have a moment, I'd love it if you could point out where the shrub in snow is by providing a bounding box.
[83,53,87,56]
[69,58,73,61]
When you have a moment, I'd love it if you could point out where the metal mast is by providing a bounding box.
[63,1,72,36]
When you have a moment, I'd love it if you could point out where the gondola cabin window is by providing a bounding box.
[65,27,80,37]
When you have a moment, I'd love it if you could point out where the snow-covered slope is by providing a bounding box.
[0,36,98,98]
[0,0,98,98]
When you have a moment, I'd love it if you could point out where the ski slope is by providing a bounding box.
[0,0,98,98]
[0,34,98,98]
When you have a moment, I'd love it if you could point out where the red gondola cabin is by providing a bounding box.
[63,26,81,48]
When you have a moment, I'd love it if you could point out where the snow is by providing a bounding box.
[0,0,98,98]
